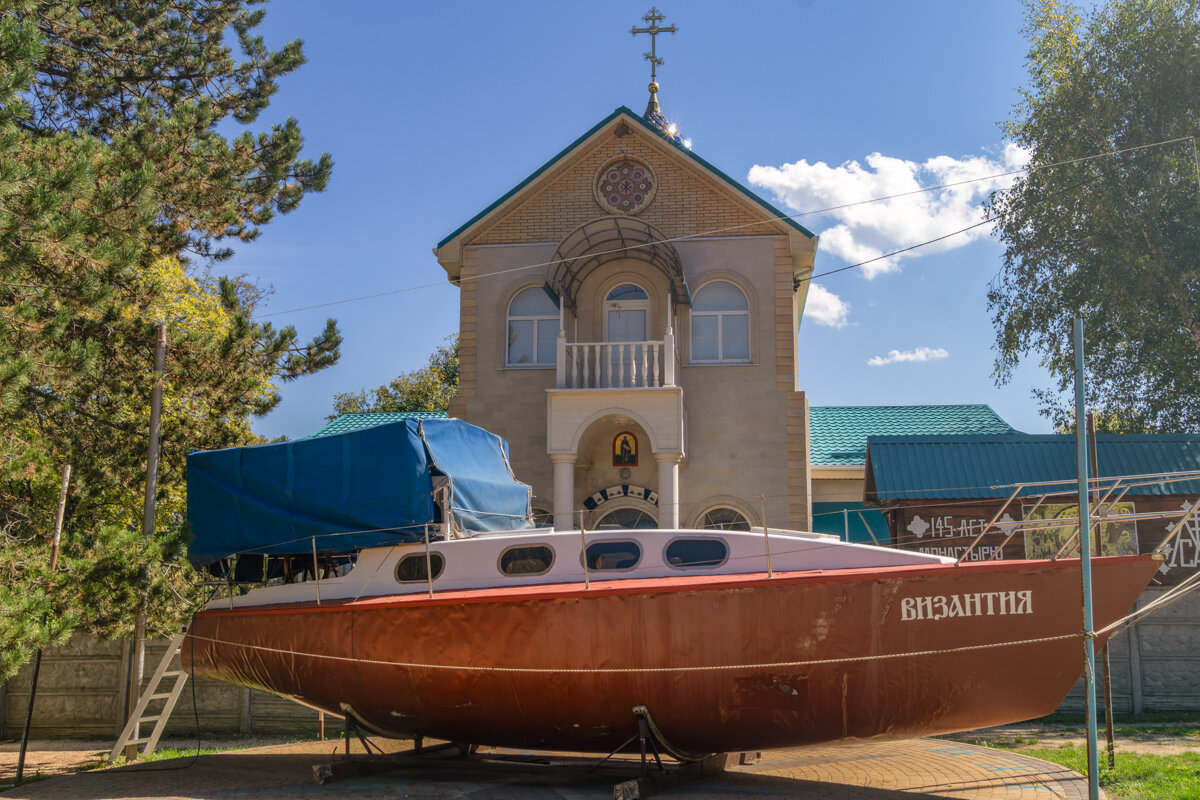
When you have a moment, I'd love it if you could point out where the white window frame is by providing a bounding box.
[693,506,753,531]
[602,282,651,344]
[690,281,751,364]
[587,498,659,531]
[506,286,558,368]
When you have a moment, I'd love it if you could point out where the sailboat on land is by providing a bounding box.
[181,418,1163,754]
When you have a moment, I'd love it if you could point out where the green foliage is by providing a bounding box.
[1037,710,1200,726]
[1000,744,1200,799]
[0,2,339,681]
[987,0,1200,432]
[330,336,460,417]
[11,0,333,260]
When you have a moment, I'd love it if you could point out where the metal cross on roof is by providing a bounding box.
[630,7,677,86]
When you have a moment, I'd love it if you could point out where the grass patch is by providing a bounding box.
[103,734,329,768]
[0,773,53,794]
[996,743,1200,800]
[1112,724,1200,739]
[1014,711,1200,740]
[1035,711,1200,727]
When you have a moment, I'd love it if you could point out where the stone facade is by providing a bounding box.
[437,108,817,532]
[468,123,791,247]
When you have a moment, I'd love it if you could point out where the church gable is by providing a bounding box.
[449,109,804,250]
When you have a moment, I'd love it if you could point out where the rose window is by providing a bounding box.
[595,158,655,215]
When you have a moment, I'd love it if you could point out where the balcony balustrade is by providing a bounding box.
[555,333,676,389]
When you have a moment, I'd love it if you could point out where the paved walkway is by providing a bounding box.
[1,738,1097,799]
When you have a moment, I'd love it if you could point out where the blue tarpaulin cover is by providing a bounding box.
[186,418,533,567]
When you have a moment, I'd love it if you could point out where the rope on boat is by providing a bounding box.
[1095,567,1200,638]
[188,571,1200,673]
[185,575,1200,674]
[185,630,1082,674]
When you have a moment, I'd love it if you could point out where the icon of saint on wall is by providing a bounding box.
[613,431,638,467]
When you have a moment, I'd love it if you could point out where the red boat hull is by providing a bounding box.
[183,555,1159,753]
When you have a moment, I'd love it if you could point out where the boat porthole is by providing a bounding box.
[395,552,445,583]
[499,544,555,576]
[664,538,728,569]
[584,540,642,571]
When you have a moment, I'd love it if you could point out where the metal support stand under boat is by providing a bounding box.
[311,705,731,798]
[313,737,468,785]
[313,710,410,784]
[612,705,730,799]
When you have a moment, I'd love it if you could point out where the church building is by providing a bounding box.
[434,40,819,532]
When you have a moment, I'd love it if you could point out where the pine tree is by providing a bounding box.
[0,2,340,679]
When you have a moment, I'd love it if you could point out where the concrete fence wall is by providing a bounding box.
[1062,586,1200,714]
[0,634,322,740]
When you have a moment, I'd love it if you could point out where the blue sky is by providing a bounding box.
[235,1,1063,440]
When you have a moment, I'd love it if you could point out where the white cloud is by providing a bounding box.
[748,143,1028,278]
[804,283,849,328]
[867,347,949,367]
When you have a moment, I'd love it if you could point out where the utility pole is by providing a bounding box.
[15,464,71,785]
[1088,412,1116,769]
[125,323,166,760]
[1074,319,1100,800]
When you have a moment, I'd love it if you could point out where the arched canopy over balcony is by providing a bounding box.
[546,217,690,314]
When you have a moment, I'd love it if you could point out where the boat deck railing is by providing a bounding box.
[954,470,1200,565]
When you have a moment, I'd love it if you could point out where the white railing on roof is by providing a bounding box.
[556,335,676,389]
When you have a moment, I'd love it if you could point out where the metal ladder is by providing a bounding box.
[108,631,190,763]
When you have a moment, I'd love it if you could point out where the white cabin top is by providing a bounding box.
[213,527,954,611]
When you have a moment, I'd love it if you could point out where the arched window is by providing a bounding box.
[697,507,752,531]
[506,287,559,366]
[690,281,749,363]
[595,506,658,529]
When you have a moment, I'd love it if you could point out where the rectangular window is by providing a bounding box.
[723,314,750,361]
[692,315,718,361]
[508,320,534,365]
[536,319,557,365]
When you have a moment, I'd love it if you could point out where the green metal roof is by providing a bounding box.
[436,106,814,249]
[865,433,1200,501]
[810,405,1016,466]
[309,411,449,438]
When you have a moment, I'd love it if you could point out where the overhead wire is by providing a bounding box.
[253,134,1196,318]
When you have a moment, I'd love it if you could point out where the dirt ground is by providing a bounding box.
[2,722,1196,794]
[0,737,1105,800]
[0,736,308,786]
